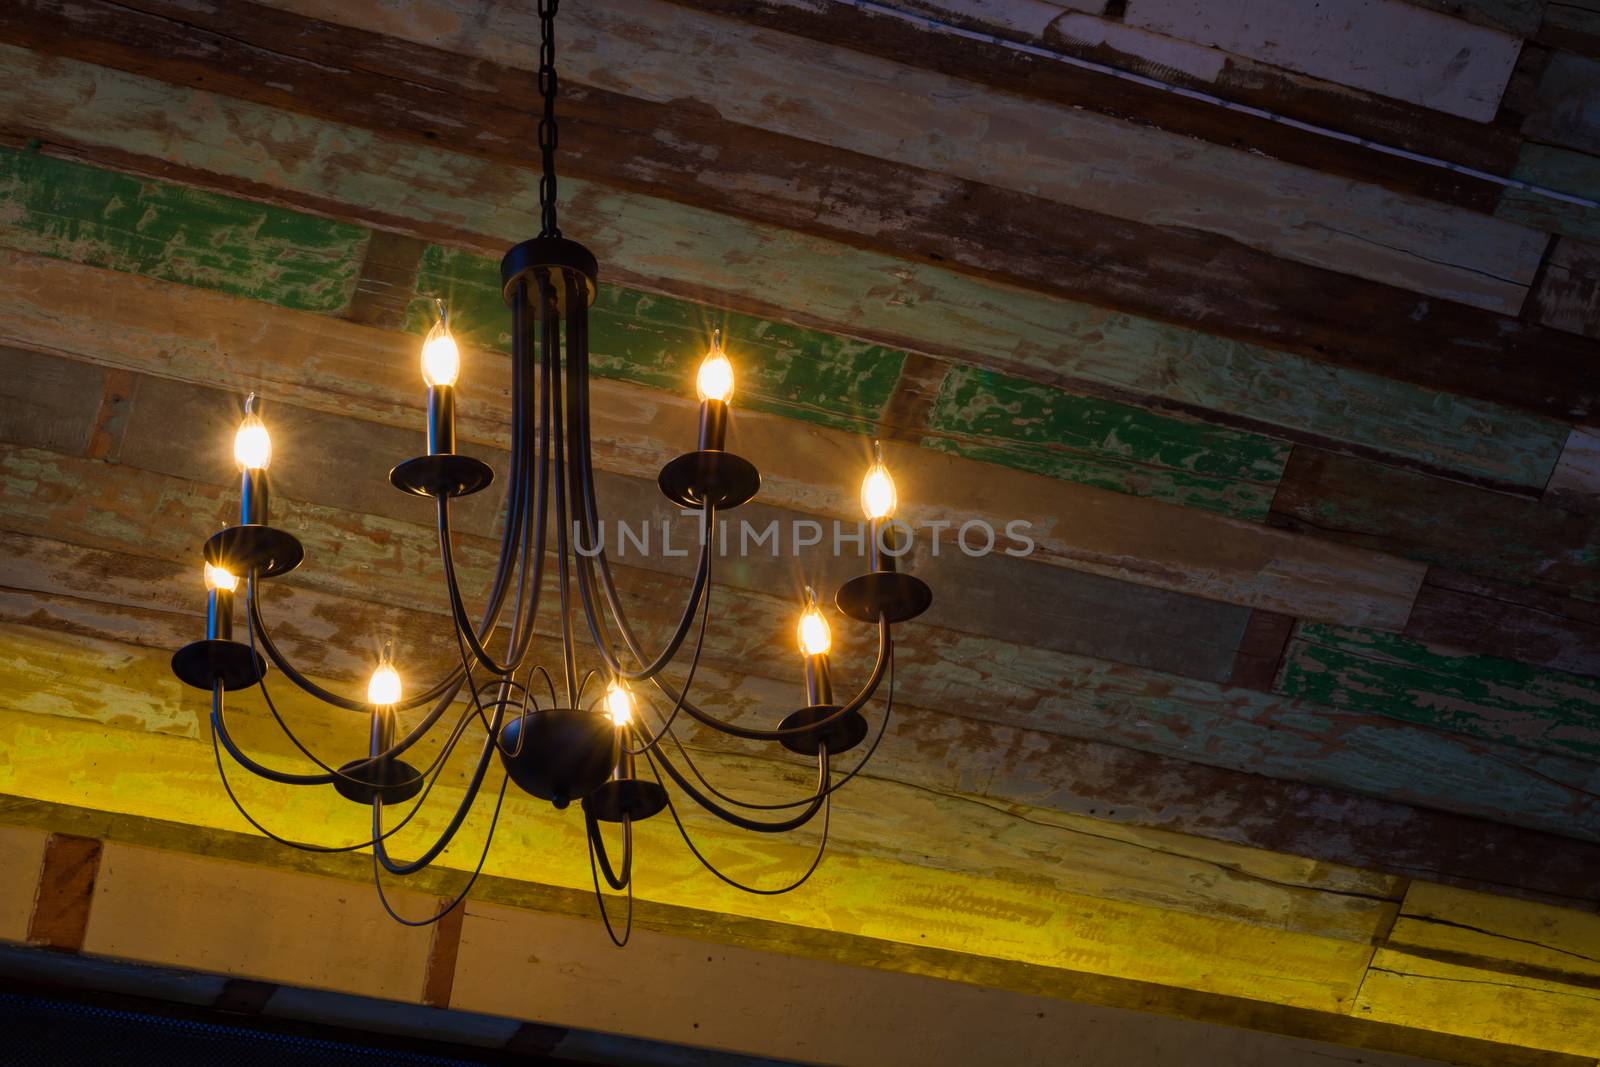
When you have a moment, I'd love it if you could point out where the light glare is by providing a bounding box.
[367,662,402,706]
[860,463,896,520]
[797,606,832,657]
[203,563,239,593]
[233,414,272,470]
[421,320,461,388]
[696,346,734,404]
[605,681,634,726]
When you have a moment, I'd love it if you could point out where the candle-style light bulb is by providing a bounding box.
[696,331,734,404]
[367,661,402,707]
[234,411,272,471]
[797,592,832,658]
[421,316,460,388]
[203,563,239,593]
[605,680,634,726]
[860,440,896,520]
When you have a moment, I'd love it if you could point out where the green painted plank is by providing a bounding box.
[1496,144,1600,243]
[1278,622,1600,763]
[408,244,900,435]
[923,366,1289,520]
[0,145,366,312]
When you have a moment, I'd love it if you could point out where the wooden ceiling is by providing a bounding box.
[1,0,1599,1063]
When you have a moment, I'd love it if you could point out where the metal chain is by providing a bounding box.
[537,0,561,237]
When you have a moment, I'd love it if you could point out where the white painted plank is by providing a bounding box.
[1124,0,1524,121]
[254,0,1547,313]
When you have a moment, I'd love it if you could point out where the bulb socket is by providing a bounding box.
[240,468,270,526]
[614,733,636,781]
[205,588,234,641]
[804,654,833,706]
[697,399,728,452]
[427,385,456,456]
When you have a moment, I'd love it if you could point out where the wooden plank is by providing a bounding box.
[1405,568,1600,677]
[0,59,1572,488]
[1406,0,1550,36]
[26,834,102,952]
[1359,881,1600,1056]
[0,344,104,457]
[8,534,1600,910]
[1226,609,1295,692]
[1532,237,1600,339]
[1277,622,1600,763]
[1270,447,1600,602]
[1546,426,1600,514]
[1539,0,1600,57]
[0,145,367,312]
[0,251,1429,626]
[85,843,436,1000]
[0,449,1588,848]
[1122,0,1524,121]
[18,0,1598,436]
[1498,144,1600,242]
[0,824,47,942]
[1524,51,1600,157]
[249,0,1547,315]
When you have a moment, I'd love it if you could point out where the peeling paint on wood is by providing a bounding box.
[1270,448,1600,602]
[1523,50,1600,157]
[921,365,1289,519]
[1404,568,1600,678]
[0,145,366,312]
[1531,237,1600,340]
[0,48,1570,488]
[1278,622,1600,764]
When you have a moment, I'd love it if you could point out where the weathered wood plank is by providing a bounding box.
[1270,448,1600,602]
[1406,0,1550,36]
[917,364,1288,520]
[1226,609,1296,692]
[0,250,1428,625]
[1359,882,1600,1056]
[0,145,366,312]
[1539,0,1600,58]
[25,833,101,952]
[1545,426,1600,513]
[18,0,1599,433]
[253,0,1548,313]
[1278,623,1600,763]
[1405,568,1600,677]
[0,824,46,942]
[11,530,1600,909]
[0,61,1572,492]
[1498,144,1600,242]
[1524,51,1600,157]
[1532,237,1600,340]
[1121,0,1524,120]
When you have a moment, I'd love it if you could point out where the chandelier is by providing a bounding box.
[169,0,931,942]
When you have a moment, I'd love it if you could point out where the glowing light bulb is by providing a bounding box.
[696,332,734,403]
[421,318,460,388]
[860,442,896,520]
[797,600,832,658]
[203,563,239,593]
[368,662,402,706]
[605,680,634,726]
[233,413,272,471]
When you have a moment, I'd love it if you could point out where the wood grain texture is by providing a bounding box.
[1405,568,1600,677]
[1278,622,1600,764]
[8,530,1600,909]
[1358,883,1600,1057]
[0,825,46,942]
[1498,144,1600,242]
[0,250,1428,626]
[14,0,1596,433]
[0,447,1586,847]
[25,833,101,951]
[1533,238,1600,340]
[1121,0,1523,120]
[1545,426,1600,514]
[1524,50,1600,157]
[1270,447,1600,602]
[252,0,1548,314]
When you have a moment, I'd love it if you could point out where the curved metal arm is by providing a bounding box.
[648,741,829,833]
[586,810,632,890]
